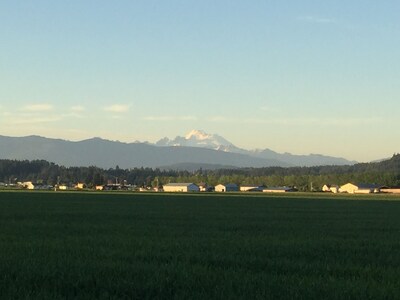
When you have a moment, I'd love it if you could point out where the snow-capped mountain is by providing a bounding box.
[156,130,357,167]
[156,129,242,152]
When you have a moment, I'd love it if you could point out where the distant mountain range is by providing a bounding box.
[155,130,356,167]
[0,130,356,170]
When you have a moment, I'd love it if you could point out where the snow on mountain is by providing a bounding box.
[156,129,240,152]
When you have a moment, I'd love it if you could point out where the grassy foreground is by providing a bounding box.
[1,191,400,299]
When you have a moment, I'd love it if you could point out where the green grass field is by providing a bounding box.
[1,191,400,299]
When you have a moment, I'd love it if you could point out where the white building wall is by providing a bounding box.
[163,184,199,192]
[240,186,259,192]
[339,183,358,193]
[215,184,226,192]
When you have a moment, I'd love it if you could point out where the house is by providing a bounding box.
[58,185,68,190]
[22,181,35,190]
[240,185,263,192]
[263,186,297,193]
[322,184,339,193]
[215,183,239,192]
[163,183,200,192]
[75,183,85,189]
[198,182,214,192]
[95,185,104,191]
[339,183,381,194]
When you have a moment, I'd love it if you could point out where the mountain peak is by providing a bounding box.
[185,129,211,140]
[156,129,237,150]
[184,129,236,149]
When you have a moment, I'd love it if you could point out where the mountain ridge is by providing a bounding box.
[0,131,356,170]
[155,129,357,166]
[0,134,286,169]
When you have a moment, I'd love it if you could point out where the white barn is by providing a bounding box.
[339,183,381,194]
[215,183,239,192]
[163,183,200,192]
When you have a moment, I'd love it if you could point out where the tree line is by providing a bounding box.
[1,154,400,191]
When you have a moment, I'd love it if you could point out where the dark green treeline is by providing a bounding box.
[1,154,400,191]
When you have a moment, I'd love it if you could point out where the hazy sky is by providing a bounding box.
[0,1,399,162]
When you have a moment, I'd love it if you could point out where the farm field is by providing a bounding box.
[1,191,400,299]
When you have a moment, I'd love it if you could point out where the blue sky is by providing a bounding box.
[0,1,399,161]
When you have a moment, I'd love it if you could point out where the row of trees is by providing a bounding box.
[1,154,400,191]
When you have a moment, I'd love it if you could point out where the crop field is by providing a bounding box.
[1,191,400,299]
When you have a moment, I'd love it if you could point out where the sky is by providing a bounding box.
[0,1,399,162]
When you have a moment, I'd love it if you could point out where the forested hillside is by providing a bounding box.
[1,154,399,191]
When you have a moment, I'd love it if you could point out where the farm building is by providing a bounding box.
[339,183,381,194]
[163,183,200,192]
[263,186,297,193]
[22,181,35,190]
[322,184,339,193]
[380,187,400,194]
[198,183,214,192]
[240,185,263,192]
[75,183,85,189]
[215,183,239,192]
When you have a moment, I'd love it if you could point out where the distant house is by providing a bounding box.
[95,185,104,191]
[263,186,297,193]
[58,185,68,190]
[75,183,85,189]
[322,184,339,193]
[198,183,214,192]
[215,183,239,192]
[339,183,381,194]
[240,185,263,192]
[163,183,200,192]
[22,181,35,190]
